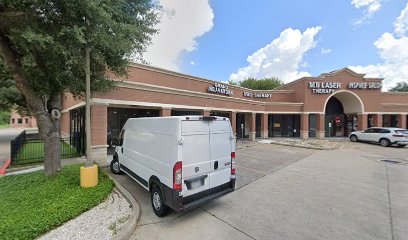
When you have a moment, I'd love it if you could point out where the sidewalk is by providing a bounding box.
[5,156,87,176]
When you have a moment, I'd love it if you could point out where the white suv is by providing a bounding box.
[349,127,408,147]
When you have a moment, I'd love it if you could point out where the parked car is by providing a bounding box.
[349,127,408,147]
[110,116,236,217]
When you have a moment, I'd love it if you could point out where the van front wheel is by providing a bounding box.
[151,185,169,217]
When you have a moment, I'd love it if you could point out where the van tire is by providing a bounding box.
[151,185,169,217]
[110,158,123,175]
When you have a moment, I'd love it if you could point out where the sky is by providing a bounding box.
[142,0,408,90]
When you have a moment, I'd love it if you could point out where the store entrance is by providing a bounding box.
[325,97,357,137]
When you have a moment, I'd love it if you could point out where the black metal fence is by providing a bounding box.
[10,130,27,163]
[10,134,85,166]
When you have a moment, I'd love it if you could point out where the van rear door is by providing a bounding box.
[209,119,233,188]
[181,120,211,197]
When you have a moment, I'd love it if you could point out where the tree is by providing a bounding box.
[389,82,408,92]
[0,0,158,175]
[238,77,283,90]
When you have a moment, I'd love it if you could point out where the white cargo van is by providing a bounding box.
[110,116,236,217]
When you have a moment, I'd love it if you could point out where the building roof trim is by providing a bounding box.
[128,63,293,93]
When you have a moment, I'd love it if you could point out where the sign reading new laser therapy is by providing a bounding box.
[308,82,341,94]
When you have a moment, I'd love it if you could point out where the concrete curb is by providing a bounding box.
[268,141,334,150]
[110,177,141,240]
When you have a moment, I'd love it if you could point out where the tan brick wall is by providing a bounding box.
[60,112,70,135]
[91,104,107,146]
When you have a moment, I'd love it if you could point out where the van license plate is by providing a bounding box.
[191,180,203,189]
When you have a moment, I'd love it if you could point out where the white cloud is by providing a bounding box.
[229,27,322,83]
[351,0,383,26]
[395,3,408,36]
[190,61,196,66]
[350,4,408,90]
[321,48,332,55]
[142,0,214,71]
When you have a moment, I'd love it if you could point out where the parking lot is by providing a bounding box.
[109,141,408,240]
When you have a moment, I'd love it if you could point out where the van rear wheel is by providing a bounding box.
[151,185,169,217]
[110,158,123,175]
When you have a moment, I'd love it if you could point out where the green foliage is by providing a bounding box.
[0,164,115,240]
[389,82,408,92]
[0,110,10,124]
[238,77,284,90]
[0,0,159,101]
[0,59,24,111]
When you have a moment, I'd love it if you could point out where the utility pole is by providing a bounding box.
[85,47,92,167]
[80,47,98,187]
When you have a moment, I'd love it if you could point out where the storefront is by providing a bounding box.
[60,64,408,164]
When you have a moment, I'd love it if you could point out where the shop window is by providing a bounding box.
[12,118,15,124]
[25,118,29,124]
[18,118,23,124]
[269,114,300,138]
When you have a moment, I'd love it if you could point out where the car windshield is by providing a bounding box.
[395,130,408,134]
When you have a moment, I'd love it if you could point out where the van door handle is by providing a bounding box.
[121,147,123,153]
[214,161,218,170]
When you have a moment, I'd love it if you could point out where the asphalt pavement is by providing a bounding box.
[108,141,408,240]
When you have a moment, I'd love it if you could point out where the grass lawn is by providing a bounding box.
[0,123,9,129]
[13,141,79,165]
[0,164,115,240]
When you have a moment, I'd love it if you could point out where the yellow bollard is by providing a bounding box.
[80,164,98,188]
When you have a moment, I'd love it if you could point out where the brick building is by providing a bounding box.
[60,64,408,164]
[9,110,37,129]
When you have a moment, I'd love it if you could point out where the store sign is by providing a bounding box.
[308,81,382,94]
[208,83,233,96]
[348,82,382,89]
[243,92,272,98]
[308,82,341,94]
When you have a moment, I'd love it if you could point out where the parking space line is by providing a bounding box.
[237,152,270,161]
[235,164,267,174]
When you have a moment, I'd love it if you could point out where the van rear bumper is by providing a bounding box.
[162,179,235,212]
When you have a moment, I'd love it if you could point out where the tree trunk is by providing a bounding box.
[0,31,62,176]
[43,126,61,175]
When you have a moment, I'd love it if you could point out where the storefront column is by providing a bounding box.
[316,114,325,139]
[300,113,309,140]
[357,114,368,131]
[160,107,172,117]
[229,111,237,136]
[91,103,108,166]
[372,114,383,127]
[383,115,391,127]
[398,114,407,129]
[260,113,269,139]
[249,113,256,141]
[203,109,210,116]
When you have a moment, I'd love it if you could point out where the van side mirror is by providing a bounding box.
[112,138,119,146]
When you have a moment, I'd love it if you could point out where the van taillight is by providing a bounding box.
[231,152,236,175]
[173,161,182,190]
